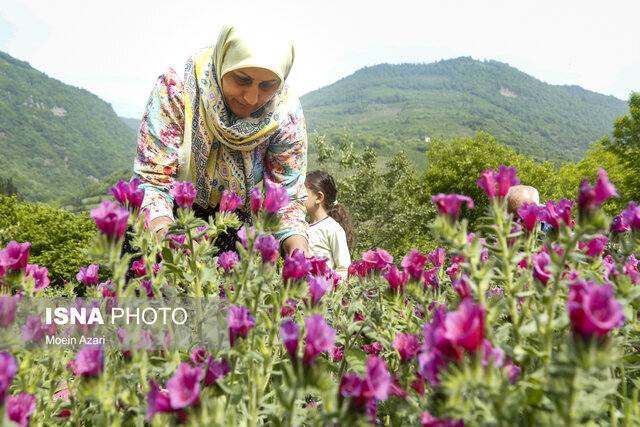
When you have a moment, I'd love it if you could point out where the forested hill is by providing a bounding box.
[0,51,136,203]
[300,58,628,161]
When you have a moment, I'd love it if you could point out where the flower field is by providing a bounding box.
[1,167,640,426]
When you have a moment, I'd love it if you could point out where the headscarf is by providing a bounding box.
[181,24,296,208]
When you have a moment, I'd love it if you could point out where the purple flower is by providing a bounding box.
[21,315,44,342]
[418,349,447,386]
[517,202,540,233]
[538,200,560,230]
[146,380,173,421]
[393,333,420,362]
[362,248,394,273]
[166,362,203,409]
[330,345,344,361]
[140,280,154,297]
[446,263,459,281]
[74,344,103,376]
[167,234,186,250]
[109,179,129,205]
[303,314,336,365]
[610,215,630,233]
[282,249,311,285]
[428,248,446,268]
[477,168,496,200]
[204,356,231,386]
[190,346,209,366]
[6,392,36,427]
[583,235,608,257]
[557,198,575,226]
[280,318,300,355]
[622,201,640,230]
[255,235,279,264]
[482,339,504,368]
[577,168,619,213]
[420,410,464,427]
[383,265,408,293]
[309,275,332,304]
[431,193,474,220]
[363,342,383,356]
[250,187,262,214]
[217,251,239,272]
[624,255,639,285]
[76,264,99,286]
[495,165,520,199]
[567,280,624,337]
[452,274,471,299]
[423,267,439,289]
[90,200,130,239]
[442,299,485,355]
[0,240,31,272]
[0,352,18,402]
[170,181,197,208]
[110,178,145,210]
[0,295,17,326]
[131,259,147,277]
[263,181,290,215]
[236,225,254,249]
[219,190,243,212]
[362,356,391,401]
[340,373,363,397]
[533,251,552,285]
[401,249,429,281]
[228,305,256,346]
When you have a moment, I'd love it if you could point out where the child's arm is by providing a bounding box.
[330,226,351,278]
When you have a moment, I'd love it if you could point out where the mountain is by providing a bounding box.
[0,51,137,203]
[300,58,629,162]
[120,116,141,131]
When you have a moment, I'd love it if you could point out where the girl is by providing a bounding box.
[304,170,354,277]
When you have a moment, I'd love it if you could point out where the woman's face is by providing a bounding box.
[221,67,281,117]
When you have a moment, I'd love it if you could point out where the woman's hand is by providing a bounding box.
[281,235,310,257]
[151,217,173,242]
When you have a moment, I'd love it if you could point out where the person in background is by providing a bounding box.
[506,185,539,215]
[304,171,354,277]
[133,24,309,255]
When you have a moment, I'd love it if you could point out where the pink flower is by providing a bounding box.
[255,235,279,264]
[583,235,608,257]
[146,380,173,421]
[73,344,103,377]
[219,190,243,212]
[610,215,630,233]
[140,280,154,297]
[577,168,619,213]
[0,241,31,272]
[282,249,311,285]
[204,356,231,386]
[393,333,420,362]
[363,342,383,356]
[362,356,391,401]
[362,248,394,273]
[236,225,254,249]
[98,280,117,297]
[533,251,552,285]
[280,318,300,355]
[420,410,464,427]
[21,315,44,342]
[556,198,575,227]
[428,248,446,268]
[190,346,209,365]
[0,352,18,402]
[423,267,439,289]
[622,201,640,230]
[303,314,336,365]
[442,299,485,354]
[624,254,639,285]
[109,178,144,210]
[401,249,429,280]
[0,295,17,327]
[6,392,36,427]
[482,339,504,368]
[517,202,540,233]
[76,264,99,286]
[418,349,447,386]
[23,264,49,292]
[567,280,624,337]
[250,187,262,214]
[348,261,367,278]
[263,181,290,215]
[166,362,203,409]
[227,305,256,346]
[383,265,408,293]
[130,259,147,277]
[446,263,459,281]
[90,200,129,239]
[340,373,363,397]
[170,181,197,208]
[452,274,471,299]
[477,168,496,200]
[217,251,239,272]
[431,193,474,220]
[495,165,520,199]
[309,275,332,304]
[538,200,560,230]
[330,345,344,361]
[167,233,186,250]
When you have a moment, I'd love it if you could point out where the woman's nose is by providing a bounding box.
[243,85,259,105]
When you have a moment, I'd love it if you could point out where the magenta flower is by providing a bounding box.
[533,251,552,285]
[624,255,639,285]
[21,315,44,342]
[423,267,439,289]
[348,261,367,278]
[204,356,231,386]
[401,249,429,281]
[393,333,420,362]
[280,318,300,355]
[217,251,239,272]
[90,200,130,239]
[76,264,99,286]
[383,265,408,293]
[538,200,560,230]
[567,280,624,338]
[130,259,147,277]
[236,225,254,249]
[477,168,496,200]
[362,356,391,401]
[517,202,540,233]
[340,373,363,397]
[140,280,154,297]
[309,275,332,304]
[167,233,186,250]
[0,295,17,327]
[170,181,197,208]
[190,346,209,366]
[622,201,640,230]
[0,241,31,272]
[582,235,608,257]
[74,344,103,376]
[446,263,459,281]
[577,168,619,213]
[166,362,203,409]
[482,339,504,368]
[495,165,520,199]
[228,305,256,346]
[0,352,18,402]
[432,193,474,220]
[146,380,173,421]
[442,299,485,355]
[6,392,36,427]
[23,264,49,292]
[428,248,446,268]
[282,249,311,285]
[363,342,383,356]
[110,178,144,210]
[250,187,262,214]
[420,410,464,427]
[557,198,575,226]
[263,181,290,215]
[220,190,243,212]
[303,314,336,365]
[330,345,344,361]
[255,235,279,264]
[308,256,329,277]
[610,215,630,233]
[362,248,394,273]
[452,274,471,299]
[417,349,447,386]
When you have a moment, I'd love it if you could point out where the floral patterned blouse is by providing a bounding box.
[133,69,308,243]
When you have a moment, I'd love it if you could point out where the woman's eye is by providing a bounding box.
[260,82,277,90]
[235,76,251,85]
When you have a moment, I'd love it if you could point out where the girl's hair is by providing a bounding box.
[305,170,355,251]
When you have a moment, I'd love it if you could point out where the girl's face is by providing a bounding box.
[220,67,281,117]
[304,185,321,214]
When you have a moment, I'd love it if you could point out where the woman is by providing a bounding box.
[133,24,309,255]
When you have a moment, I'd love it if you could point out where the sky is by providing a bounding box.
[1,0,638,119]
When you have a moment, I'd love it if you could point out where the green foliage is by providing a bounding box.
[0,194,96,286]
[0,51,137,203]
[0,176,22,200]
[61,167,132,212]
[302,58,628,163]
